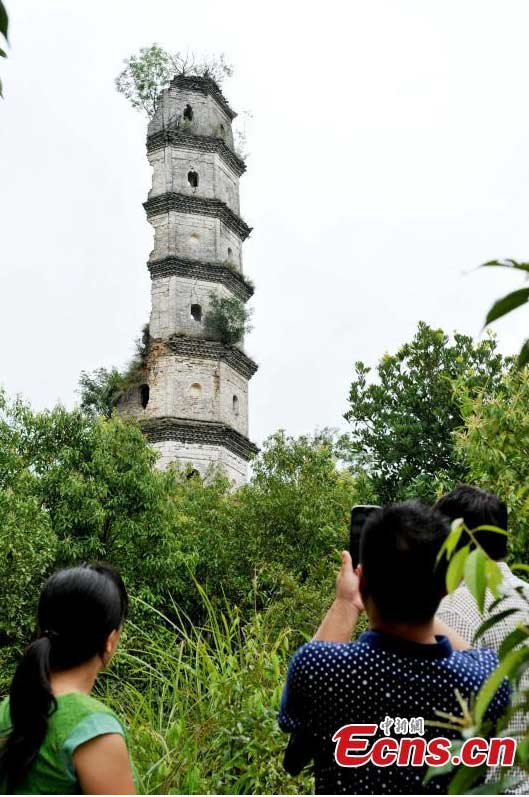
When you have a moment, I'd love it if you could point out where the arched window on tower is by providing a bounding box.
[227,247,233,261]
[190,304,202,322]
[140,384,150,409]
[190,383,202,400]
[183,104,193,121]
[232,394,239,416]
[188,170,199,188]
[219,124,226,140]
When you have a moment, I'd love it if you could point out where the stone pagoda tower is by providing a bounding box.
[118,74,257,485]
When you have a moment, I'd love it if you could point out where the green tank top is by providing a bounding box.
[0,692,128,794]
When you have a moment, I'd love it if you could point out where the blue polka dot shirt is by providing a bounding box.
[278,631,510,794]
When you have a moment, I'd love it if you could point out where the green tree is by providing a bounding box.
[115,45,233,118]
[139,429,357,635]
[204,293,253,347]
[344,322,509,503]
[0,395,195,610]
[455,367,529,559]
[0,387,359,636]
[0,391,57,651]
[77,367,126,418]
[187,431,358,636]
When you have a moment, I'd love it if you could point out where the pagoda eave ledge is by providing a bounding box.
[164,335,258,380]
[144,193,252,241]
[142,417,259,461]
[148,256,254,302]
[147,130,246,176]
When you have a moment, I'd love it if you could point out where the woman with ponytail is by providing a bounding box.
[0,563,135,794]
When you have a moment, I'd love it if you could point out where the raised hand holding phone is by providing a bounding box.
[336,550,363,611]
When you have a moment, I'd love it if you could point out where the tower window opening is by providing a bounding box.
[183,104,193,121]
[190,382,202,399]
[219,124,226,140]
[188,170,199,188]
[227,247,233,260]
[189,232,200,245]
[140,384,150,409]
[190,303,202,322]
[232,394,239,415]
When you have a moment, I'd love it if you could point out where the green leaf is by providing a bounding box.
[480,258,529,273]
[484,558,502,598]
[499,626,529,660]
[423,758,454,785]
[518,339,529,368]
[517,736,529,767]
[472,524,508,537]
[446,520,465,556]
[475,645,529,724]
[512,563,529,574]
[447,763,487,795]
[469,777,522,794]
[0,0,7,41]
[437,520,464,565]
[487,594,507,613]
[485,287,529,326]
[446,544,469,592]
[472,608,520,644]
[0,46,5,58]
[464,548,487,613]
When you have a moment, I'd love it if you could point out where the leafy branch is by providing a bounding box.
[0,0,9,98]
[204,294,253,347]
[480,259,529,367]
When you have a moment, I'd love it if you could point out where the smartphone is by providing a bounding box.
[350,505,380,567]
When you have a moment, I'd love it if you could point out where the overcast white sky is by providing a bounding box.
[1,0,528,445]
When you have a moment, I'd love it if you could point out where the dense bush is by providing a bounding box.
[204,294,253,347]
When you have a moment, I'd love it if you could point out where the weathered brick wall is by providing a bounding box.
[152,440,248,485]
[148,81,235,150]
[148,148,240,214]
[149,275,246,344]
[148,210,243,268]
[144,353,249,437]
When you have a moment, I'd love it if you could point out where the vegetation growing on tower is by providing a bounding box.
[115,45,233,118]
[204,293,253,347]
[78,324,150,417]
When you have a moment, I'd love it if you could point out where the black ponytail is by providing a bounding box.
[0,563,127,791]
[0,638,57,792]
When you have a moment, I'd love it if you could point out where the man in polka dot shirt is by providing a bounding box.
[278,501,511,794]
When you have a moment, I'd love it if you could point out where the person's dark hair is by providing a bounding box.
[0,563,128,792]
[360,501,450,624]
[435,485,508,561]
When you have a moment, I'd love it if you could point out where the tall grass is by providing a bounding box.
[100,586,312,794]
